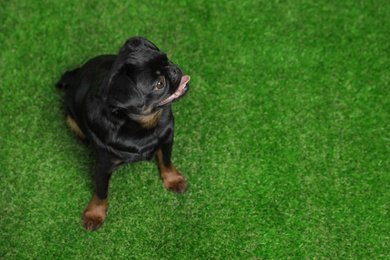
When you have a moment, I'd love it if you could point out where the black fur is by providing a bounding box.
[56,37,190,231]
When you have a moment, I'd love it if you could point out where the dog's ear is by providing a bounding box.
[120,36,160,53]
[105,37,158,90]
[107,69,144,112]
[104,37,162,112]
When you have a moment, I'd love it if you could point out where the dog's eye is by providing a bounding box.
[155,76,166,90]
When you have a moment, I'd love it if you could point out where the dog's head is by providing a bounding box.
[106,37,190,116]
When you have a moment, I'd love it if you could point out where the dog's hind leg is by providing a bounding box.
[66,116,85,139]
[66,116,87,143]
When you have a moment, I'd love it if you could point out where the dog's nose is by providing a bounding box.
[166,64,183,77]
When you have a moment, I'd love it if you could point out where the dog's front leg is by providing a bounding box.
[157,143,187,194]
[82,153,116,231]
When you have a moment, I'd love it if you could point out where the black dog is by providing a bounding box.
[56,37,190,231]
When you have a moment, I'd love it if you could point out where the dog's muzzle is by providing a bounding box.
[158,75,190,106]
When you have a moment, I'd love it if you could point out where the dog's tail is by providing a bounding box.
[56,68,79,91]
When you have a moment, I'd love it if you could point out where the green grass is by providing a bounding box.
[1,0,389,258]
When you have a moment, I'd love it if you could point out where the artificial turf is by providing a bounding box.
[1,0,389,259]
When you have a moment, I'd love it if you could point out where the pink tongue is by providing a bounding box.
[159,75,190,106]
[180,75,191,88]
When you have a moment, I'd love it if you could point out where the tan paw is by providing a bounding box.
[163,172,187,194]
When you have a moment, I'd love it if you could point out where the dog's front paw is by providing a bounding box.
[82,209,106,231]
[82,195,108,231]
[163,172,187,194]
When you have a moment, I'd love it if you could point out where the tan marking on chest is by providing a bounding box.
[138,110,162,129]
